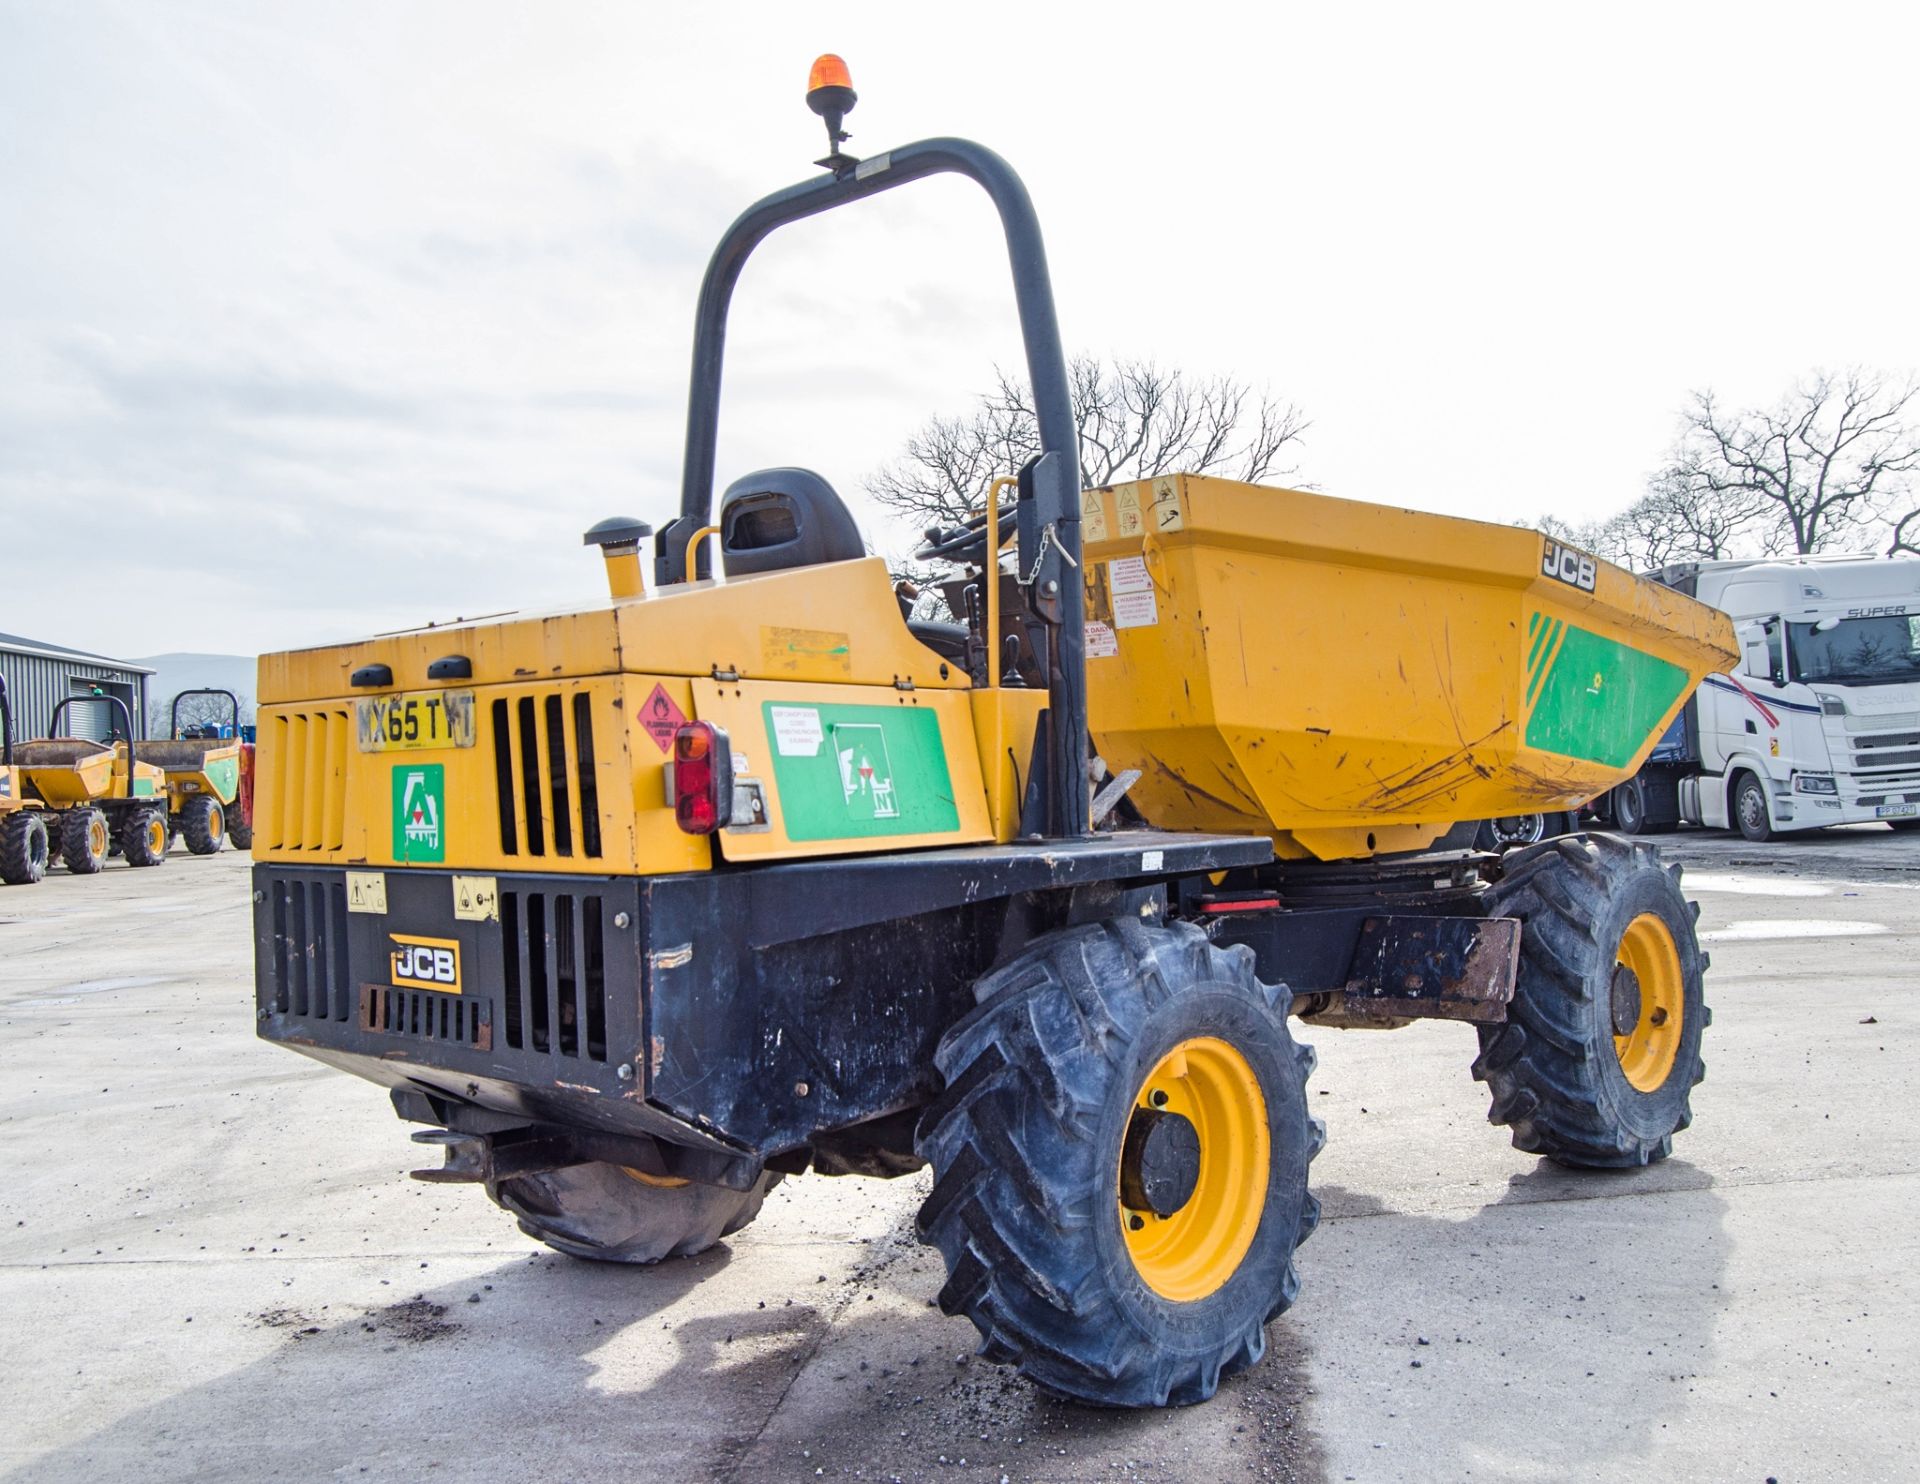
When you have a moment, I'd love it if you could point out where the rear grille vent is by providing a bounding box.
[268,876,350,1020]
[267,708,350,851]
[500,888,608,1062]
[359,986,490,1049]
[491,693,603,859]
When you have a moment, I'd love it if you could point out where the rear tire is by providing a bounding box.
[181,795,225,855]
[1473,833,1708,1168]
[226,802,253,850]
[489,1162,780,1263]
[1732,771,1775,842]
[914,918,1321,1407]
[1611,777,1649,835]
[122,807,170,867]
[62,809,109,874]
[0,812,49,885]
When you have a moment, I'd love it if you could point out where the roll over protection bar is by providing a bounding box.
[658,138,1089,837]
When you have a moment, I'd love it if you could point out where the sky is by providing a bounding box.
[3,1,1916,658]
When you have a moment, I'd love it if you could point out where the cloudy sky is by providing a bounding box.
[4,1,1916,659]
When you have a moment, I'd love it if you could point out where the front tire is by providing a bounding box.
[1732,771,1775,842]
[122,807,170,867]
[0,812,49,885]
[62,809,109,874]
[1473,834,1708,1168]
[489,1162,780,1263]
[181,795,226,855]
[915,918,1321,1408]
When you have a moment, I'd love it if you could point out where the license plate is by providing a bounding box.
[356,690,476,752]
[1876,803,1917,819]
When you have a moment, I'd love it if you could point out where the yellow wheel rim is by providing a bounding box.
[1120,1036,1269,1303]
[87,816,108,858]
[1614,913,1683,1092]
[148,818,167,854]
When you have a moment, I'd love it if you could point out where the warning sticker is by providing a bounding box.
[1150,476,1183,532]
[1114,589,1159,629]
[1085,621,1119,658]
[771,705,825,757]
[639,683,687,754]
[1109,555,1153,595]
[1115,483,1145,538]
[1082,489,1110,543]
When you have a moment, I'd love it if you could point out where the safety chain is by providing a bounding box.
[1018,522,1080,587]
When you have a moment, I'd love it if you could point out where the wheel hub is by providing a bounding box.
[1609,964,1642,1037]
[1120,1107,1201,1218]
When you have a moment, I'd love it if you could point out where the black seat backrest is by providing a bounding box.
[719,468,864,577]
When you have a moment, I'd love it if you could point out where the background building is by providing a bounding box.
[0,631,155,742]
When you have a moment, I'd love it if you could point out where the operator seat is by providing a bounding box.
[719,468,864,577]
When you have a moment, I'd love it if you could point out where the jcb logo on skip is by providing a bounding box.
[1542,541,1597,593]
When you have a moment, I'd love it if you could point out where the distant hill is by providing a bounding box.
[133,652,258,731]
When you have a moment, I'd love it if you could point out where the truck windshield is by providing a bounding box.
[1787,614,1920,685]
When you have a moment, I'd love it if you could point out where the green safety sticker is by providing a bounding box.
[392,762,446,862]
[762,701,960,842]
[1523,614,1689,767]
[204,754,240,801]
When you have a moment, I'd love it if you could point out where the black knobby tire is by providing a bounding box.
[1732,772,1775,842]
[181,795,225,855]
[227,800,253,851]
[914,917,1322,1408]
[122,807,170,868]
[489,1162,781,1263]
[62,809,109,874]
[0,812,50,885]
[1473,833,1709,1168]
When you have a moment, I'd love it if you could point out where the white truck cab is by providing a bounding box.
[1654,555,1920,840]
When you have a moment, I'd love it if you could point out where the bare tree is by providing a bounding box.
[868,356,1308,534]
[1658,370,1920,555]
[1891,506,1920,558]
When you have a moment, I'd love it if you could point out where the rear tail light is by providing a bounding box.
[672,722,732,834]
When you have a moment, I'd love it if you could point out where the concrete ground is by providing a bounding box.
[2,824,1916,1483]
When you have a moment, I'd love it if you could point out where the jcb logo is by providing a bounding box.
[390,934,461,994]
[1542,540,1597,593]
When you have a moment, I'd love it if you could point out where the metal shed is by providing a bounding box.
[0,632,155,744]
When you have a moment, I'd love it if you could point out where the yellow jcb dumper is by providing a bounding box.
[252,60,1737,1408]
[0,674,53,885]
[13,693,172,872]
[142,687,254,854]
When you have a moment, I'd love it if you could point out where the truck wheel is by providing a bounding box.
[488,1163,781,1263]
[181,796,226,855]
[1473,834,1707,1168]
[1731,772,1775,842]
[1611,777,1649,834]
[62,809,110,874]
[0,812,49,885]
[122,807,171,867]
[1475,814,1546,851]
[914,918,1322,1408]
[226,804,253,851]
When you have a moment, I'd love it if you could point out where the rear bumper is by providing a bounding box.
[252,832,1270,1160]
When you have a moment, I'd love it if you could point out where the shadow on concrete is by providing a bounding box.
[7,1156,1727,1484]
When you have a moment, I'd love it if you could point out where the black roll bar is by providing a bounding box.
[659,138,1088,837]
[0,673,12,768]
[170,688,242,740]
[49,694,142,784]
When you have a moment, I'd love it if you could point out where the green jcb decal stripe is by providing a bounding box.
[1524,623,1690,768]
[204,755,240,802]
[762,701,960,843]
[1524,618,1563,707]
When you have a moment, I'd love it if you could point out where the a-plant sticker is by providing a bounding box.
[393,763,445,863]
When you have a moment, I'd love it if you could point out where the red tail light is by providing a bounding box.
[673,722,732,835]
